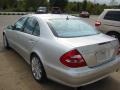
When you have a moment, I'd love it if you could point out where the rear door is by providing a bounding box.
[16,17,40,63]
[101,11,120,33]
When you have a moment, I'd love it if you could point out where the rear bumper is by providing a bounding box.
[47,56,120,87]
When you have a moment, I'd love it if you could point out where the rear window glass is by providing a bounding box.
[104,11,120,21]
[48,19,99,38]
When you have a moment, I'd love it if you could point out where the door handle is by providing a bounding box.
[29,39,34,41]
[29,39,35,43]
[17,35,20,38]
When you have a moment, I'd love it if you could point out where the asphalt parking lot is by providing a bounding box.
[0,15,120,90]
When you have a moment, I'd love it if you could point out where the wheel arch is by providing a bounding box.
[30,51,47,82]
[3,32,5,35]
[30,51,45,65]
[106,31,120,35]
[106,31,120,41]
[3,32,6,37]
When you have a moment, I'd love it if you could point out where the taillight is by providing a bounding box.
[60,49,87,68]
[95,20,101,27]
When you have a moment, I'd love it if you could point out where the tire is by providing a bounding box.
[3,34,10,49]
[107,32,120,41]
[31,54,47,83]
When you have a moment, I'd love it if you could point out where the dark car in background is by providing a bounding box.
[51,7,62,14]
[80,11,90,18]
[36,7,48,14]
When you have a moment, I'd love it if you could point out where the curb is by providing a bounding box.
[0,12,33,15]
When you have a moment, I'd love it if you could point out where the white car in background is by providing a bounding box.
[95,9,120,40]
[3,14,120,88]
[36,7,48,14]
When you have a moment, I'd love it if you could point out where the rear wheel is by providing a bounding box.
[31,54,47,83]
[3,34,10,49]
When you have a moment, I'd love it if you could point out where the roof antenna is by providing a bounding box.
[66,16,69,20]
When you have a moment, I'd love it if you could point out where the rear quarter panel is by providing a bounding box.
[31,37,75,79]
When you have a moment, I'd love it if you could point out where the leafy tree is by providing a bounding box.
[16,0,26,11]
[82,0,87,11]
[0,0,3,9]
[0,0,17,10]
[86,1,94,13]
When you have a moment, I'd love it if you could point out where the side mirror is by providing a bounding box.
[7,25,15,30]
[7,24,22,31]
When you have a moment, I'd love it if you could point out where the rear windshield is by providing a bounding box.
[47,19,99,38]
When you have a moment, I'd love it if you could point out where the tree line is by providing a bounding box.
[0,0,120,14]
[66,0,120,14]
[0,0,48,11]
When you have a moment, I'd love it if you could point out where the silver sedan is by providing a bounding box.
[3,14,120,87]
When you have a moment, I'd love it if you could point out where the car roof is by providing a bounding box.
[104,9,120,11]
[28,14,79,20]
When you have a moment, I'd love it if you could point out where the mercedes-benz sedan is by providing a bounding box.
[3,14,120,87]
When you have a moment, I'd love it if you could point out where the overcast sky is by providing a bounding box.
[69,0,120,5]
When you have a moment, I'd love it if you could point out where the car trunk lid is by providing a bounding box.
[58,34,119,67]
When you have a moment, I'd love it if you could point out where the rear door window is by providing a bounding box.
[33,22,40,36]
[104,11,120,21]
[24,17,37,34]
